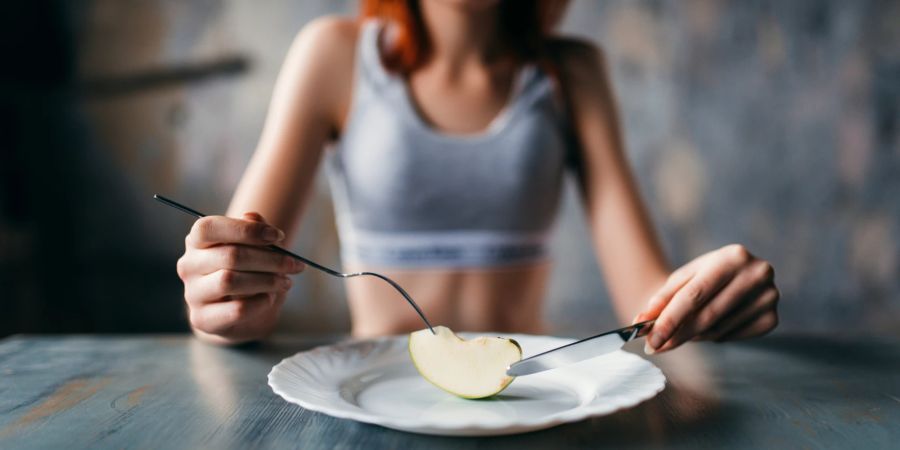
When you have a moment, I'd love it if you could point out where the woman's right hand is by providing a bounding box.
[176,212,305,344]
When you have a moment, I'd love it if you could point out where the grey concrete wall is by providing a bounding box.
[552,0,900,334]
[2,0,897,336]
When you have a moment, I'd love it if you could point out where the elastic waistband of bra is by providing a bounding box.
[338,228,551,269]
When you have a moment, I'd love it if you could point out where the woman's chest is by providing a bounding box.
[405,71,515,135]
[334,109,567,231]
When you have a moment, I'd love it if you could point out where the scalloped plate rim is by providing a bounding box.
[268,333,666,436]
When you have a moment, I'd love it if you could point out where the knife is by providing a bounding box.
[506,320,655,377]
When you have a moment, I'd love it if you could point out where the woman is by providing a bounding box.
[176,0,779,354]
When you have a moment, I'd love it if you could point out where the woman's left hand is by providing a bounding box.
[634,244,779,354]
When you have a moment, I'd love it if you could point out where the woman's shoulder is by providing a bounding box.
[282,16,361,83]
[291,15,360,62]
[545,36,608,77]
[275,16,362,131]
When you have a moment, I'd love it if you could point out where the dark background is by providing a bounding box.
[1,0,898,337]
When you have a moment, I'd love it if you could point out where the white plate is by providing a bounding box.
[268,333,666,436]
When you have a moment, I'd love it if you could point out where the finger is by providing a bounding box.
[189,294,274,336]
[633,267,695,324]
[701,286,780,341]
[242,211,269,224]
[186,216,284,249]
[645,268,736,353]
[662,262,773,349]
[716,311,779,341]
[653,312,700,353]
[635,245,755,324]
[187,245,304,276]
[186,270,292,304]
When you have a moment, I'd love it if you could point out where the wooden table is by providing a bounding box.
[0,334,897,449]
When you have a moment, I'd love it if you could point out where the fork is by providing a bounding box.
[153,194,436,334]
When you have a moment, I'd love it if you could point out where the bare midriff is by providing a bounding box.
[344,262,551,337]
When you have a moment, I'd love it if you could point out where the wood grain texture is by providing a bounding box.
[0,334,897,449]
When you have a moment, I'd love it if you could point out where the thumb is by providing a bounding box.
[241,211,269,224]
[241,212,285,243]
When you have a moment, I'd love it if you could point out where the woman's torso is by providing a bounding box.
[328,21,570,337]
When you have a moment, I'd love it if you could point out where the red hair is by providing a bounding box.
[359,0,569,74]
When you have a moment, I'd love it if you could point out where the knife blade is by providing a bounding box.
[506,320,655,377]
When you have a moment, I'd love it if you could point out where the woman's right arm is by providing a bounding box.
[177,18,358,345]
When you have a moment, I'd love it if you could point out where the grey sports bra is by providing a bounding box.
[326,20,569,269]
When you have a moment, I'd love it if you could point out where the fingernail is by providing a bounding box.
[648,333,663,350]
[263,227,282,242]
[282,277,293,289]
[643,340,656,355]
[632,314,641,325]
[292,258,305,271]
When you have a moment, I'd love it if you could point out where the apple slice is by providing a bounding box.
[408,326,522,399]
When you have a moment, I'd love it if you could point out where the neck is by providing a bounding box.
[418,0,503,71]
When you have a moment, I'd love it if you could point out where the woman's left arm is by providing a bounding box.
[556,40,779,354]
